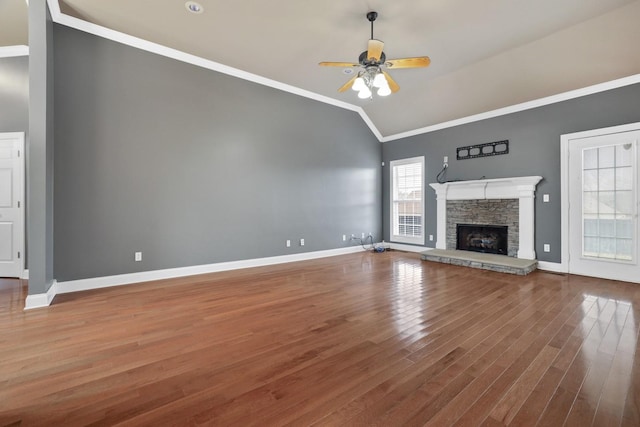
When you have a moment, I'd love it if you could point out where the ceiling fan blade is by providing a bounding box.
[382,70,400,93]
[338,74,358,93]
[319,61,360,67]
[367,39,384,61]
[385,56,431,69]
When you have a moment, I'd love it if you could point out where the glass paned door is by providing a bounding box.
[568,128,640,283]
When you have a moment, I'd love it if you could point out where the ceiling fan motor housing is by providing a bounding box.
[359,51,386,66]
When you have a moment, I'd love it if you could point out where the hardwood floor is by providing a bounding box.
[1,251,639,426]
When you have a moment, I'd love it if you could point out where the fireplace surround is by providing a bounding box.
[430,176,542,260]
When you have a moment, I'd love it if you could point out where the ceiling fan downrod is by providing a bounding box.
[367,11,378,40]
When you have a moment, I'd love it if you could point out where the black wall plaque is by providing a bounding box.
[457,140,509,160]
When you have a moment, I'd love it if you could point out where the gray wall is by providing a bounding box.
[53,26,381,281]
[382,83,640,263]
[0,56,28,132]
[27,1,55,295]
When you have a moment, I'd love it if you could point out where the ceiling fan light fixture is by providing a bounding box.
[373,72,386,88]
[358,87,372,99]
[319,11,430,99]
[352,76,365,91]
[377,85,392,97]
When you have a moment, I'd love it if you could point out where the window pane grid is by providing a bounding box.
[581,143,636,261]
[391,159,424,242]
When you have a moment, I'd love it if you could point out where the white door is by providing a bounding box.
[0,133,25,278]
[567,128,640,283]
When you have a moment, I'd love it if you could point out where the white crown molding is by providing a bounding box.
[381,73,640,142]
[47,1,640,143]
[0,45,29,58]
[45,0,385,140]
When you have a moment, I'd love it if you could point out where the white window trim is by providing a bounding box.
[390,156,425,245]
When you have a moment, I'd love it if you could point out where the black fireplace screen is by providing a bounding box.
[457,224,508,255]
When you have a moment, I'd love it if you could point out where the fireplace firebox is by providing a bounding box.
[457,224,508,255]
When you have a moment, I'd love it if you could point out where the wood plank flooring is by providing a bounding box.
[1,251,639,426]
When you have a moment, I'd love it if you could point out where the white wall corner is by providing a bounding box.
[24,281,58,310]
[22,269,29,280]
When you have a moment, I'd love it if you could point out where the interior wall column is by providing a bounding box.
[27,0,55,302]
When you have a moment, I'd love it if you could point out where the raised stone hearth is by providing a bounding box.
[421,249,538,275]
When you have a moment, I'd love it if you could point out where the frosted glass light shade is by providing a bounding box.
[352,77,365,91]
[358,87,372,99]
[377,85,391,96]
[373,72,386,88]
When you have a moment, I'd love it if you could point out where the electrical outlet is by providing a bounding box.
[543,244,550,252]
[361,232,365,238]
[286,240,291,247]
[429,235,434,241]
[342,235,346,241]
[300,238,305,246]
[444,156,448,164]
[134,252,142,262]
[351,234,355,239]
[368,232,372,237]
[543,194,550,203]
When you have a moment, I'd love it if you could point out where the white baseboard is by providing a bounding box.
[48,246,365,297]
[390,243,430,253]
[20,248,568,309]
[24,280,58,310]
[537,261,568,273]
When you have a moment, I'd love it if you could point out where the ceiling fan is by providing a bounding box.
[319,11,431,99]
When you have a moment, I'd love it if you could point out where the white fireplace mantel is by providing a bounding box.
[429,176,543,260]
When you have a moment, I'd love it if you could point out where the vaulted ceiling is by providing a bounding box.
[3,0,640,138]
[0,0,28,47]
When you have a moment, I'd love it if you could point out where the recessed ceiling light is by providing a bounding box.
[185,1,204,14]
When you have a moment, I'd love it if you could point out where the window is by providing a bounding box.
[391,157,424,244]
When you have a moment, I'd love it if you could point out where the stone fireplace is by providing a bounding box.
[448,199,519,257]
[430,176,542,260]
